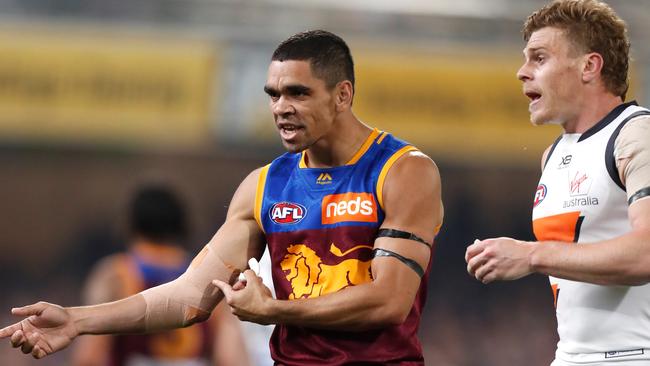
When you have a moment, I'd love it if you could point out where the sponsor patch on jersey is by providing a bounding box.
[558,154,572,169]
[322,192,377,224]
[316,173,333,185]
[534,184,547,207]
[270,202,307,224]
[568,170,592,196]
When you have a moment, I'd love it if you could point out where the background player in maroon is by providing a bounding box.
[71,185,248,366]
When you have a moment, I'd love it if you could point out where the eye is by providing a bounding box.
[535,54,545,63]
[266,91,279,102]
[290,90,309,98]
[286,86,311,98]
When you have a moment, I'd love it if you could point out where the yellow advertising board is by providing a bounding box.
[353,48,562,164]
[0,25,216,149]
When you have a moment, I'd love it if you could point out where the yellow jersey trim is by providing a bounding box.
[376,131,388,145]
[346,128,380,165]
[299,151,307,168]
[376,145,418,210]
[298,128,380,168]
[254,164,270,232]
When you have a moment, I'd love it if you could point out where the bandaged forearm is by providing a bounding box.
[140,244,240,331]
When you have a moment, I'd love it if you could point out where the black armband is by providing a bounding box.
[372,248,425,277]
[377,228,431,248]
[629,187,650,205]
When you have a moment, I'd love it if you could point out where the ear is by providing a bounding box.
[334,81,354,112]
[582,52,604,84]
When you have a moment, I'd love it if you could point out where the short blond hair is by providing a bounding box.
[523,0,630,98]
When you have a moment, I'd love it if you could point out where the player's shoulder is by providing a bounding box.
[619,114,650,138]
[377,151,439,206]
[240,164,274,187]
[392,150,439,182]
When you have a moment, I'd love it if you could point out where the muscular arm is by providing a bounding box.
[527,199,650,285]
[72,169,264,335]
[467,126,650,286]
[0,169,266,358]
[217,152,443,330]
[529,118,650,285]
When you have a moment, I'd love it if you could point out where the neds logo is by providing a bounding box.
[321,192,377,224]
[270,202,307,224]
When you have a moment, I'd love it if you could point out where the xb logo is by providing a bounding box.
[558,154,572,168]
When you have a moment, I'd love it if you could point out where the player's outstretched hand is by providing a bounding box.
[0,302,78,359]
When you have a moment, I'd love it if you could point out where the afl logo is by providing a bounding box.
[270,202,307,224]
[534,184,547,207]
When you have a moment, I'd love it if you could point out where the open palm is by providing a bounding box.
[0,302,78,359]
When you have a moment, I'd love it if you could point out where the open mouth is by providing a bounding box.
[278,123,304,140]
[280,125,299,133]
[525,91,542,103]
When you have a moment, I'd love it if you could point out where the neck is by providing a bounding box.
[304,114,373,168]
[562,92,624,134]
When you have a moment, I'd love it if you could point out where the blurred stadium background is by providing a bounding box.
[0,0,648,364]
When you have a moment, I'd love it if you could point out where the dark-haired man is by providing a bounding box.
[2,30,443,365]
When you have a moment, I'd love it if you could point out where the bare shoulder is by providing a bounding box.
[383,150,440,192]
[237,166,266,195]
[226,166,267,219]
[541,144,554,172]
[618,115,650,146]
[381,150,442,242]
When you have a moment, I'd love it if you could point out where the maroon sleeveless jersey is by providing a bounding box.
[256,130,431,365]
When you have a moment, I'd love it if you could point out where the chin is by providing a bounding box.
[282,141,307,154]
[530,110,552,126]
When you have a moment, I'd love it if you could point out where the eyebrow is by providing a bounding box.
[263,84,312,96]
[286,85,311,95]
[524,46,547,55]
[263,85,278,96]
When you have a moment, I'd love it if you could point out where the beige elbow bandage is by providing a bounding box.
[140,244,240,331]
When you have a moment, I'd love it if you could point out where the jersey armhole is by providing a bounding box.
[542,135,563,171]
[375,145,418,211]
[605,111,650,191]
[254,164,271,233]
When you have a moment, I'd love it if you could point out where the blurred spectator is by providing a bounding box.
[71,185,249,366]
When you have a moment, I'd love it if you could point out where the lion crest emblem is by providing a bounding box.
[280,243,372,299]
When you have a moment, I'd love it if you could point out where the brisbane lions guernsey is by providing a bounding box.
[532,102,650,365]
[255,129,430,365]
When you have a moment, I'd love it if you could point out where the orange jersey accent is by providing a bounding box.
[532,211,582,243]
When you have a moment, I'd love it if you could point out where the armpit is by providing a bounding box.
[615,116,650,203]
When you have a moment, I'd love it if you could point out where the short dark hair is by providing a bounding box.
[523,0,630,98]
[129,185,187,242]
[272,30,355,90]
